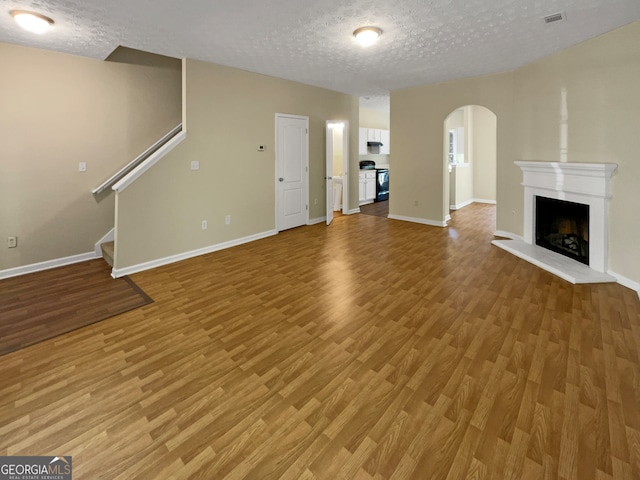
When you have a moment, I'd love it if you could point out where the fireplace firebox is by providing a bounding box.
[535,196,589,265]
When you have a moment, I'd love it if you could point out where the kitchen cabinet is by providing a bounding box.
[359,128,368,155]
[360,128,390,154]
[359,169,376,205]
[367,128,382,143]
[380,129,390,155]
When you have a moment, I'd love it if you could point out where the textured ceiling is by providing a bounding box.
[2,0,639,111]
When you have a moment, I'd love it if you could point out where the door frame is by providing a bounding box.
[275,113,309,231]
[325,120,350,224]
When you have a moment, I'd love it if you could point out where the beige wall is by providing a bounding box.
[0,43,182,271]
[115,59,358,269]
[359,108,390,130]
[513,21,640,282]
[391,71,515,226]
[471,105,497,202]
[391,20,640,284]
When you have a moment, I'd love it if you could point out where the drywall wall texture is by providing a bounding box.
[512,21,640,283]
[115,59,358,269]
[0,43,182,270]
[360,108,390,130]
[391,20,639,284]
[471,105,497,202]
[391,71,516,226]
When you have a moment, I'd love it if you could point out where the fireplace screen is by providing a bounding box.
[535,196,589,265]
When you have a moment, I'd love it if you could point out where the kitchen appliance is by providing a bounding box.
[375,168,389,202]
[359,160,375,170]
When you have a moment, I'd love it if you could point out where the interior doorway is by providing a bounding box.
[276,113,309,231]
[443,105,497,224]
[325,121,349,225]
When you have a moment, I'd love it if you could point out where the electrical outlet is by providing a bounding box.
[191,160,200,171]
[314,198,318,205]
[258,145,265,152]
[79,162,87,172]
[225,215,231,225]
[201,220,207,230]
[7,236,17,248]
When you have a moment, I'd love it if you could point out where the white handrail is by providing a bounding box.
[112,130,186,193]
[92,123,183,195]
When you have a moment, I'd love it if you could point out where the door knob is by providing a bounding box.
[279,177,284,182]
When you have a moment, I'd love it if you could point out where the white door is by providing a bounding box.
[276,114,309,231]
[325,122,334,226]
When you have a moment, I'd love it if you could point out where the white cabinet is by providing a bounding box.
[359,170,377,205]
[367,128,382,143]
[365,171,376,200]
[380,129,390,155]
[360,128,390,154]
[359,128,368,155]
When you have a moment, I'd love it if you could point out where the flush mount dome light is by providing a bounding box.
[11,10,54,34]
[353,26,382,47]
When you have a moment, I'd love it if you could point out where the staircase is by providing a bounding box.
[101,241,115,267]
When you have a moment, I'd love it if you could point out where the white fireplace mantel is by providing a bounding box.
[493,161,618,284]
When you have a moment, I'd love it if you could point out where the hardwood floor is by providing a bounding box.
[359,200,389,218]
[1,204,639,479]
[0,260,152,356]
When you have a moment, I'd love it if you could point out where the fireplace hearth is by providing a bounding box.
[535,196,589,265]
[492,161,617,284]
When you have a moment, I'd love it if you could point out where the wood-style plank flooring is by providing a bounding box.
[1,204,639,479]
[0,260,152,356]
[359,200,389,218]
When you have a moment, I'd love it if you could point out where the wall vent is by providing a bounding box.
[544,12,566,24]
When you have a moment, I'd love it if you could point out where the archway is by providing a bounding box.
[443,105,497,225]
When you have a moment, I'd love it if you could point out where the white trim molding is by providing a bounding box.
[0,251,99,280]
[608,271,640,300]
[515,161,617,274]
[308,216,327,225]
[112,131,186,193]
[473,198,496,205]
[493,161,619,285]
[388,214,447,227]
[111,229,278,278]
[348,208,361,215]
[94,228,115,256]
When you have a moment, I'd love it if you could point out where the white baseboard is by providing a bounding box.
[347,208,361,215]
[608,270,640,300]
[388,214,447,227]
[111,229,278,278]
[0,251,99,280]
[450,199,474,210]
[445,214,452,223]
[308,217,326,225]
[450,199,496,211]
[94,228,115,256]
[493,230,524,242]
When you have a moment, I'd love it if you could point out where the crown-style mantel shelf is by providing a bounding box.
[515,161,618,198]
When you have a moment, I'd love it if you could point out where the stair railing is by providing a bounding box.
[92,123,183,195]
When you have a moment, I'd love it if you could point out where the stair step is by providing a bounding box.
[101,241,115,267]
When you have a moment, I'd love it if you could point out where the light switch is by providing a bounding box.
[191,160,200,170]
[79,162,87,172]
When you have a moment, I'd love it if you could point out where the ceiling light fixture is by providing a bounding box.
[10,10,54,34]
[353,26,382,47]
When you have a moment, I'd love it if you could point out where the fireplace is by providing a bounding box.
[535,196,589,265]
[492,161,617,284]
